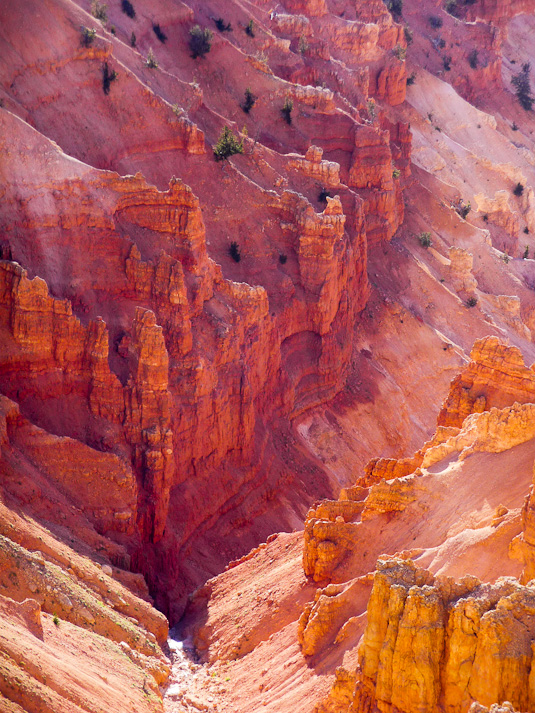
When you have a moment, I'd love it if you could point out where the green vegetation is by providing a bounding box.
[456,200,471,219]
[81,26,96,47]
[189,25,213,58]
[466,296,478,307]
[130,31,136,47]
[443,55,452,72]
[146,47,158,68]
[279,254,288,264]
[153,23,167,43]
[404,26,413,45]
[245,20,255,37]
[417,231,432,247]
[512,62,534,111]
[298,35,309,54]
[91,0,107,22]
[387,0,403,18]
[215,18,232,32]
[281,95,293,125]
[53,614,60,626]
[229,242,241,262]
[213,126,244,161]
[121,0,135,18]
[429,15,443,29]
[513,182,524,196]
[407,72,416,86]
[102,62,118,94]
[393,168,401,179]
[242,87,256,113]
[524,245,530,258]
[393,44,406,61]
[468,49,478,69]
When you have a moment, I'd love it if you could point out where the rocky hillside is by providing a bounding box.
[2,0,535,711]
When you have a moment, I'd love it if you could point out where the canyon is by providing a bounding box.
[2,0,535,711]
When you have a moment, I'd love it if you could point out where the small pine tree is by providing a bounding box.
[229,242,241,262]
[417,231,432,247]
[512,62,534,111]
[146,47,158,68]
[189,25,213,58]
[245,20,255,37]
[130,31,136,47]
[513,182,524,196]
[387,0,403,18]
[81,27,96,47]
[215,18,232,32]
[121,0,135,18]
[523,245,529,259]
[298,35,309,54]
[281,96,293,125]
[213,126,244,161]
[393,44,406,60]
[91,0,107,22]
[153,23,167,43]
[242,88,256,113]
[455,199,471,219]
[468,49,478,69]
[102,62,118,94]
[445,0,458,16]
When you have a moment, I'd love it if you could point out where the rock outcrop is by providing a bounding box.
[318,558,535,713]
[438,337,535,429]
[6,0,535,711]
[0,0,416,618]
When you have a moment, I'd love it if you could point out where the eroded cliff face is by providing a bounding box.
[323,558,535,713]
[4,0,535,711]
[179,337,535,713]
[0,0,414,633]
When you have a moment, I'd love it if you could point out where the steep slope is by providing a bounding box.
[183,340,535,713]
[0,0,410,626]
[4,0,535,711]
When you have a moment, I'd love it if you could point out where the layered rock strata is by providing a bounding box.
[438,337,535,429]
[0,0,413,622]
[317,558,535,713]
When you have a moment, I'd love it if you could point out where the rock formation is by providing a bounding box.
[3,0,535,710]
[438,337,535,429]
[0,0,415,627]
[317,558,535,713]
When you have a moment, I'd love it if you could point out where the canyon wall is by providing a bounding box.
[4,0,535,711]
[0,0,410,626]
